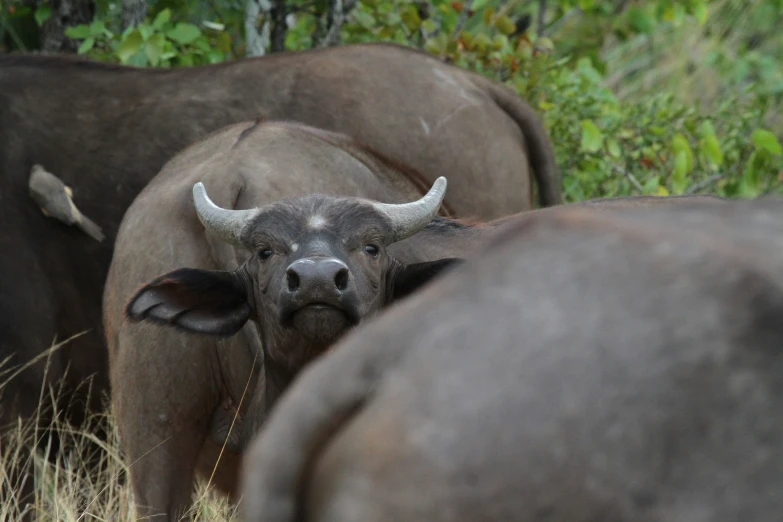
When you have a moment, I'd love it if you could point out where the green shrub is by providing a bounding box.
[61,8,232,66]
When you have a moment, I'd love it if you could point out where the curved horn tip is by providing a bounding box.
[192,181,207,200]
[429,177,447,198]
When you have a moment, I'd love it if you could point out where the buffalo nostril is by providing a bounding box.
[334,268,349,291]
[286,269,300,292]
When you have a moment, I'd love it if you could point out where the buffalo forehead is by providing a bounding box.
[243,197,392,247]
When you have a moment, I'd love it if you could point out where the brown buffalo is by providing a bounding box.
[104,120,463,521]
[241,196,783,522]
[1,42,559,447]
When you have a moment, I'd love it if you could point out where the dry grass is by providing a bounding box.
[0,338,239,522]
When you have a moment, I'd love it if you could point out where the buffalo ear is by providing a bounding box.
[126,268,251,337]
[389,258,464,302]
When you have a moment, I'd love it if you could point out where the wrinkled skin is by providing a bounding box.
[241,197,783,522]
[103,121,460,522]
[0,41,559,455]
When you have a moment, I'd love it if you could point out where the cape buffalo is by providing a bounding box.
[0,42,559,443]
[103,120,463,521]
[240,196,783,522]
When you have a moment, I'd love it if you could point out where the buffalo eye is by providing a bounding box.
[259,249,273,261]
[364,244,379,258]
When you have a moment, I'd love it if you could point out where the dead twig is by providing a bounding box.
[613,165,645,193]
[685,173,725,194]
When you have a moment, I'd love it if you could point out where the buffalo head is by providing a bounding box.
[125,177,459,369]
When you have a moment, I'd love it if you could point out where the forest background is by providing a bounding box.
[3,0,782,200]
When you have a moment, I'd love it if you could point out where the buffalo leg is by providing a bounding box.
[112,326,218,521]
[122,423,208,521]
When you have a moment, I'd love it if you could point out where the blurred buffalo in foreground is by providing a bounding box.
[242,196,783,522]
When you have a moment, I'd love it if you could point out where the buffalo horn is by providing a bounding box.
[370,176,448,243]
[192,182,257,245]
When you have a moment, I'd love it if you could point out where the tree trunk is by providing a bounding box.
[537,0,546,36]
[244,0,287,56]
[39,0,95,53]
[269,0,287,53]
[121,0,147,29]
[245,0,269,56]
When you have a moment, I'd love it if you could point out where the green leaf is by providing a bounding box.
[691,2,708,25]
[400,5,421,30]
[472,33,492,53]
[138,23,153,41]
[699,134,724,166]
[739,152,761,198]
[642,175,660,195]
[482,6,494,26]
[672,151,688,194]
[77,37,94,54]
[626,6,655,34]
[352,10,375,29]
[117,29,144,63]
[698,120,717,139]
[494,14,516,36]
[216,31,232,53]
[34,5,51,27]
[64,24,92,39]
[153,8,172,30]
[89,20,105,36]
[671,133,694,173]
[578,0,595,10]
[207,49,225,63]
[421,19,437,34]
[607,138,621,158]
[144,33,165,66]
[424,34,447,55]
[662,3,686,26]
[580,120,603,153]
[166,22,202,45]
[752,129,783,155]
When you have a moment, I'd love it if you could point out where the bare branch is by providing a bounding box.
[613,166,645,193]
[450,0,474,40]
[537,0,546,36]
[685,173,725,194]
[317,0,357,48]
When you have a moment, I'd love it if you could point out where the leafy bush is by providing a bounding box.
[335,0,783,202]
[62,8,232,66]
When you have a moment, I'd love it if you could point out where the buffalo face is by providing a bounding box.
[126,178,460,362]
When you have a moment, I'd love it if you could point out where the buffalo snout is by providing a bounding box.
[285,257,351,296]
[278,257,360,343]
